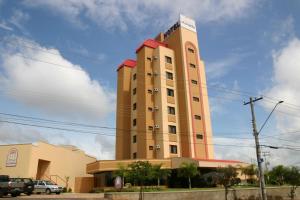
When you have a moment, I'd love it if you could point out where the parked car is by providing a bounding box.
[0,175,23,197]
[10,178,34,195]
[33,180,63,194]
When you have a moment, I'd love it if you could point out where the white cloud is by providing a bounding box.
[9,9,30,31]
[0,123,48,144]
[206,57,240,80]
[0,36,115,120]
[0,20,13,31]
[23,0,259,30]
[271,16,295,44]
[209,80,241,114]
[261,37,300,166]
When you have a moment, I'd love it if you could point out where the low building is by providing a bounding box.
[0,141,96,192]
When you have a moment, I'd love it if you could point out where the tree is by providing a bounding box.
[240,164,257,184]
[152,164,171,187]
[113,164,128,187]
[268,165,289,185]
[215,165,239,200]
[284,166,300,200]
[177,162,199,189]
[127,161,153,186]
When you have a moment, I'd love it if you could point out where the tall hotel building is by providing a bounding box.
[116,15,214,160]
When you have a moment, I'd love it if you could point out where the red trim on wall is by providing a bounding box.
[135,39,168,53]
[117,59,136,71]
[185,42,209,159]
[196,159,243,163]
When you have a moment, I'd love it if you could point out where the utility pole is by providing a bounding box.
[244,97,267,200]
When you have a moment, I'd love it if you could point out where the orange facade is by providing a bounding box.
[116,15,214,161]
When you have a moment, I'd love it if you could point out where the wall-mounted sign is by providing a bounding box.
[6,148,18,167]
[164,14,197,39]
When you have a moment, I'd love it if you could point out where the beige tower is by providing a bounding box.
[116,15,214,160]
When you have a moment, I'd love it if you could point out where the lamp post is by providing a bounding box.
[244,98,283,200]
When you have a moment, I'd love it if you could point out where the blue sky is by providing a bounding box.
[0,0,300,166]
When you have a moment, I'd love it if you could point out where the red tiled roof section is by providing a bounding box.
[136,39,168,53]
[117,59,136,71]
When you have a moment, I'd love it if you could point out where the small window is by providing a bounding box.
[148,107,153,112]
[165,56,172,64]
[133,152,137,159]
[170,145,177,154]
[191,80,198,85]
[168,125,176,134]
[147,72,152,76]
[166,72,173,80]
[133,119,137,126]
[148,89,153,94]
[167,88,174,97]
[133,88,137,95]
[190,63,196,68]
[194,115,201,120]
[168,106,175,115]
[133,135,137,143]
[133,103,137,110]
[147,57,152,61]
[196,134,203,139]
[148,126,153,131]
[133,73,137,80]
[193,97,199,102]
[188,48,194,53]
[149,146,154,150]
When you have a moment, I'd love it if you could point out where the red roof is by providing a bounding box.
[117,59,136,71]
[136,39,167,53]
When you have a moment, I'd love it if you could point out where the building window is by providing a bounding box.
[133,103,137,110]
[194,115,201,120]
[148,107,153,112]
[166,72,173,80]
[168,125,176,134]
[190,63,196,68]
[165,56,172,64]
[170,145,177,154]
[148,126,153,131]
[193,97,199,102]
[147,89,153,94]
[133,73,137,80]
[133,88,137,95]
[167,88,174,97]
[133,119,137,126]
[133,152,137,159]
[191,80,198,85]
[188,48,194,53]
[147,57,152,61]
[147,72,152,76]
[133,135,137,143]
[168,106,175,115]
[196,134,203,139]
[149,146,154,150]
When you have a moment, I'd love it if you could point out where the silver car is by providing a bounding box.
[33,180,63,194]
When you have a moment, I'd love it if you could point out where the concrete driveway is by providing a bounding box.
[1,193,106,200]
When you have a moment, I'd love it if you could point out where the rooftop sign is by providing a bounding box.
[164,14,197,39]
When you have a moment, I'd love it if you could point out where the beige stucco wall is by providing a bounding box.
[0,142,96,191]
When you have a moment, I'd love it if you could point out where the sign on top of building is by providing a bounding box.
[164,14,197,39]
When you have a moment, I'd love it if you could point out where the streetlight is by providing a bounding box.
[244,98,283,200]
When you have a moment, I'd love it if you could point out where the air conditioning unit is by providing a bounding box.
[154,106,159,110]
[156,144,160,149]
[154,125,160,129]
[154,88,159,92]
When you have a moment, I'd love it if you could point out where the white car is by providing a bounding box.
[33,180,63,194]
